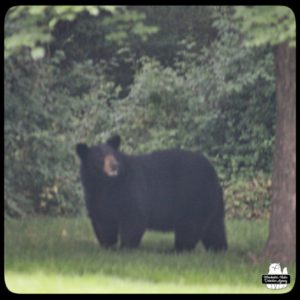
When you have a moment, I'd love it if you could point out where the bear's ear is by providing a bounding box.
[76,143,89,160]
[107,135,121,150]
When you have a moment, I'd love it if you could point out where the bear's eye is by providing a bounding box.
[103,154,119,177]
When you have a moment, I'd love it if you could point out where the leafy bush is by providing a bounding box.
[112,57,192,153]
[110,15,275,219]
[224,173,272,219]
[5,51,118,217]
[5,8,275,219]
[177,14,276,179]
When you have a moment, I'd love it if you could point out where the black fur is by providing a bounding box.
[76,135,227,251]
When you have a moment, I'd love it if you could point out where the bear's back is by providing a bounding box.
[131,149,216,183]
[125,149,219,230]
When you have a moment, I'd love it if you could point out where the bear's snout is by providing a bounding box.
[103,154,119,177]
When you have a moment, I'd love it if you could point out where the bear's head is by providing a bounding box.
[76,135,122,178]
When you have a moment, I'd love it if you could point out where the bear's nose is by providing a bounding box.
[111,162,118,172]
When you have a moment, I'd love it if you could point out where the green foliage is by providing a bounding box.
[103,8,158,44]
[114,21,275,174]
[5,6,276,218]
[4,52,118,217]
[46,6,216,98]
[108,11,275,219]
[46,6,160,98]
[111,54,274,218]
[233,6,296,47]
[5,6,156,61]
[133,6,217,66]
[179,10,276,178]
[5,6,102,59]
[112,57,190,153]
[225,173,272,219]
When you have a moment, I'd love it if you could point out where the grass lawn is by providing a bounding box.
[4,217,295,294]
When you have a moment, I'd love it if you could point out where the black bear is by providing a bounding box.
[76,135,227,252]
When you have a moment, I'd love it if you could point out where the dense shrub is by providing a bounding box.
[224,173,272,219]
[110,17,275,219]
[111,57,192,153]
[5,9,275,219]
[5,52,118,217]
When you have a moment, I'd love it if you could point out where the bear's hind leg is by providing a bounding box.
[202,216,227,251]
[174,220,200,252]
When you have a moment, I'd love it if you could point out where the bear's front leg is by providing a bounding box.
[119,218,146,249]
[120,228,145,249]
[91,218,118,248]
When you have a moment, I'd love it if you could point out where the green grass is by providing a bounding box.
[5,217,295,293]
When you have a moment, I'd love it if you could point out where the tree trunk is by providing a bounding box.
[261,42,296,263]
